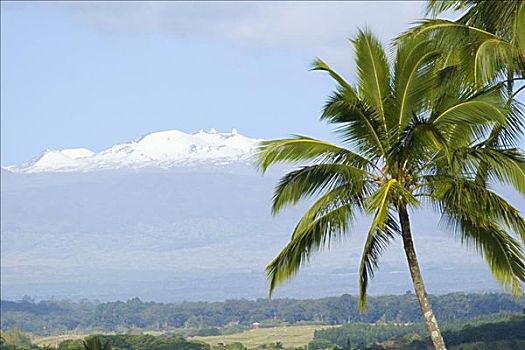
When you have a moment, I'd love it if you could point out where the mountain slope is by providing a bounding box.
[0,129,502,301]
[5,129,261,173]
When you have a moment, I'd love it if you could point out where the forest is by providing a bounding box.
[312,313,525,349]
[1,314,523,350]
[1,293,523,335]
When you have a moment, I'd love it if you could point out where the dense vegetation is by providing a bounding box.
[0,333,212,350]
[312,314,525,349]
[1,315,524,350]
[372,315,525,350]
[1,293,523,335]
[56,335,210,350]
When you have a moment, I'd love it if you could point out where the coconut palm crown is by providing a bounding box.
[256,30,525,350]
[404,0,525,89]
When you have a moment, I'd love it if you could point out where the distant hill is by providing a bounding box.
[0,129,507,301]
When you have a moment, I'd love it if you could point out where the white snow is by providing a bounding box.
[6,129,263,173]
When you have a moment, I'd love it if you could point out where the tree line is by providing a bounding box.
[312,313,525,349]
[1,293,523,335]
[1,314,523,350]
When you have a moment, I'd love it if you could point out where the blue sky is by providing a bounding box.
[2,1,427,165]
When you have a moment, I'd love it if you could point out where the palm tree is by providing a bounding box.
[426,0,522,37]
[256,30,525,350]
[403,1,524,91]
[83,336,111,350]
[402,0,525,201]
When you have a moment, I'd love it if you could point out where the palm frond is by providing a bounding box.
[399,15,524,86]
[312,58,358,99]
[398,19,499,44]
[389,119,451,175]
[394,37,441,138]
[359,179,419,310]
[444,215,525,296]
[271,163,370,215]
[321,89,386,158]
[353,29,391,135]
[293,184,365,236]
[425,0,468,17]
[266,200,355,297]
[461,146,525,195]
[515,4,525,54]
[431,87,507,147]
[427,175,525,245]
[256,136,364,172]
[487,99,525,148]
[455,1,523,40]
[313,58,387,158]
[473,39,514,86]
[358,212,399,310]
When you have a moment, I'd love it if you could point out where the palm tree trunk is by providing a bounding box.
[398,205,447,350]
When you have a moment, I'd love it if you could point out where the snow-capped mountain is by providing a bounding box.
[1,128,503,301]
[6,129,262,173]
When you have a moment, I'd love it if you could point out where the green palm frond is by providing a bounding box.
[358,180,419,309]
[427,0,524,41]
[427,175,525,244]
[359,180,403,308]
[312,58,358,99]
[458,1,521,39]
[404,0,525,87]
[257,136,366,172]
[359,212,400,311]
[266,200,355,297]
[394,38,440,137]
[444,216,525,296]
[398,19,514,87]
[515,5,525,54]
[430,86,508,149]
[321,89,386,158]
[473,39,514,86]
[425,0,468,17]
[313,58,386,158]
[463,146,525,195]
[272,163,370,215]
[487,99,525,148]
[366,179,420,217]
[293,185,365,237]
[432,87,506,127]
[398,19,499,45]
[353,29,391,134]
[397,119,451,171]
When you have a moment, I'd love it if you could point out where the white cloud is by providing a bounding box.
[3,1,426,75]
[60,1,425,53]
[50,1,425,75]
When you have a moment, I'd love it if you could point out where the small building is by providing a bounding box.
[251,322,261,329]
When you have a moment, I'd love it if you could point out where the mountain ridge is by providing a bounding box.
[5,129,262,173]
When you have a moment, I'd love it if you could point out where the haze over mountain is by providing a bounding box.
[1,129,501,302]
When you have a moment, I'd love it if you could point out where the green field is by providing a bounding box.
[193,325,334,348]
[33,334,88,347]
[32,326,329,348]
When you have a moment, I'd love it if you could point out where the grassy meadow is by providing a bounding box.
[193,325,334,348]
